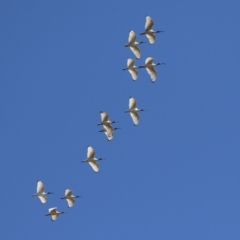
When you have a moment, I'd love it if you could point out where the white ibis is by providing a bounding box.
[123,58,138,81]
[33,180,53,204]
[125,97,145,125]
[138,57,165,82]
[125,30,144,59]
[61,189,81,208]
[140,16,164,44]
[45,207,66,221]
[82,146,104,172]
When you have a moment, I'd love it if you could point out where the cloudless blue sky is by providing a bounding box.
[1,1,240,239]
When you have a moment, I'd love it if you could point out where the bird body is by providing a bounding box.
[61,189,81,207]
[99,123,120,141]
[45,207,65,221]
[82,146,104,172]
[125,30,144,59]
[123,58,138,80]
[125,97,145,125]
[33,180,53,203]
[139,57,165,82]
[140,16,164,44]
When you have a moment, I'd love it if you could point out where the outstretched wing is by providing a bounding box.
[66,198,75,208]
[103,124,114,141]
[48,208,57,214]
[146,32,156,44]
[145,57,154,65]
[129,97,137,109]
[146,66,157,82]
[130,46,140,59]
[87,146,95,159]
[38,195,46,204]
[145,16,154,31]
[100,111,109,122]
[88,160,99,172]
[37,181,44,194]
[65,189,72,197]
[51,215,58,221]
[128,30,136,44]
[127,58,135,68]
[130,112,140,125]
[128,69,138,80]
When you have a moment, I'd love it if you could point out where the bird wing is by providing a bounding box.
[103,124,113,141]
[130,112,140,125]
[88,160,99,172]
[128,30,136,44]
[66,198,75,208]
[145,57,154,65]
[146,66,157,82]
[38,195,47,204]
[87,146,95,158]
[49,207,57,214]
[146,32,156,44]
[65,189,72,197]
[145,16,154,31]
[100,112,109,122]
[129,97,137,109]
[127,58,134,68]
[130,46,140,59]
[128,69,138,80]
[51,215,58,221]
[37,181,44,193]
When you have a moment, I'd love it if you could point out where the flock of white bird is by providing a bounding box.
[33,15,164,221]
[123,15,165,82]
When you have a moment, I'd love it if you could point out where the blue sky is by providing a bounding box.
[1,1,240,239]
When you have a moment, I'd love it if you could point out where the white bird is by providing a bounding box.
[98,111,117,126]
[99,124,120,141]
[139,57,165,82]
[82,146,104,172]
[125,30,144,59]
[125,97,145,126]
[45,207,66,221]
[140,16,164,44]
[61,189,81,208]
[33,180,53,203]
[123,58,138,81]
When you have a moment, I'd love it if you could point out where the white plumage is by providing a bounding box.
[45,207,65,221]
[82,146,104,172]
[33,180,53,203]
[123,58,138,80]
[125,30,144,59]
[98,111,117,126]
[125,97,145,126]
[139,57,165,82]
[99,123,120,141]
[140,16,164,44]
[61,189,81,208]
